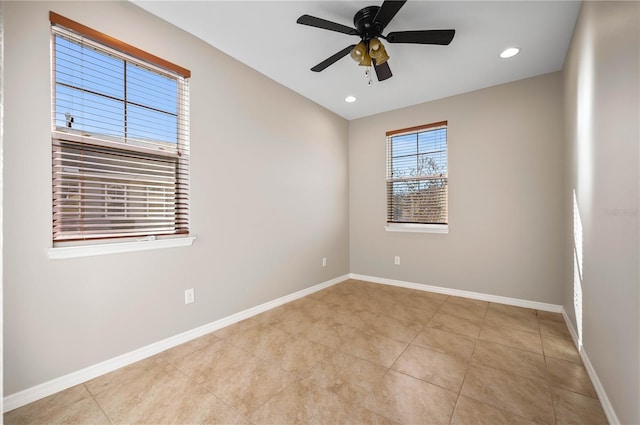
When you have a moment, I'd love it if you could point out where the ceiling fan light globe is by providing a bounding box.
[350,41,367,63]
[359,51,373,66]
[369,38,389,65]
[369,38,381,51]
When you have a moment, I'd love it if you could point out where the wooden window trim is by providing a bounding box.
[386,120,447,137]
[50,11,190,78]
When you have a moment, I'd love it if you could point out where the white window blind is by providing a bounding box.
[386,121,448,225]
[51,13,190,242]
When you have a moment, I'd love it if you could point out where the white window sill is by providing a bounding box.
[385,223,449,234]
[48,236,195,259]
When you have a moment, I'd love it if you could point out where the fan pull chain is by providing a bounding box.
[365,67,372,86]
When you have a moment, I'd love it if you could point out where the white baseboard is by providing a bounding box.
[560,308,620,425]
[349,273,563,312]
[2,273,350,413]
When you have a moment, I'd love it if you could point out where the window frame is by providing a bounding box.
[385,121,449,234]
[49,12,193,257]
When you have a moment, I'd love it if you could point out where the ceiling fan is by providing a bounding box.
[296,0,455,82]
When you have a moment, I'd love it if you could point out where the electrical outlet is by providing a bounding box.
[322,257,327,267]
[394,256,400,265]
[184,288,195,304]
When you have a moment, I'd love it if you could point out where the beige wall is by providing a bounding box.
[3,1,349,395]
[563,2,639,424]
[349,72,565,303]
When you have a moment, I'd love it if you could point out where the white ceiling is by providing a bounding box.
[132,1,581,120]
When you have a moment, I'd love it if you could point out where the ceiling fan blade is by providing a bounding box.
[373,0,407,31]
[297,15,358,35]
[374,61,393,81]
[311,45,357,72]
[386,29,455,45]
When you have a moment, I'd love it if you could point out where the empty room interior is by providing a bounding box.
[2,1,639,424]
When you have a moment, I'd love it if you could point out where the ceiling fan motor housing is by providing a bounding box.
[354,6,382,40]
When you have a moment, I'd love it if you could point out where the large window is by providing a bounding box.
[50,12,190,243]
[386,121,448,229]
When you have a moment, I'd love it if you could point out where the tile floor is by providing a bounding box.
[4,279,609,424]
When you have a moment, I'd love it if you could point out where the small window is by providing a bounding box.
[386,121,448,226]
[50,12,190,243]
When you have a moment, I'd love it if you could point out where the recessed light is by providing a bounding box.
[345,95,357,103]
[500,47,520,58]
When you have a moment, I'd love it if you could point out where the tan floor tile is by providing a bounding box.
[346,279,383,292]
[286,296,333,321]
[472,341,547,381]
[263,307,318,335]
[322,280,359,294]
[356,310,423,343]
[248,380,308,424]
[85,354,169,396]
[160,333,219,364]
[356,294,394,313]
[335,325,408,368]
[542,335,582,363]
[451,395,541,425]
[484,309,539,333]
[321,284,390,311]
[448,296,489,309]
[320,291,360,308]
[489,303,538,320]
[298,381,354,425]
[375,284,415,300]
[252,304,291,323]
[392,344,468,392]
[446,296,489,320]
[307,316,407,365]
[383,302,437,325]
[410,289,449,304]
[356,294,402,315]
[438,300,487,323]
[212,317,261,339]
[173,340,295,415]
[461,364,555,424]
[4,385,109,425]
[362,370,457,425]
[479,323,543,354]
[552,386,608,425]
[537,310,565,323]
[540,319,573,341]
[9,281,603,425]
[402,290,448,313]
[302,351,387,405]
[335,279,378,297]
[343,406,400,425]
[385,290,419,306]
[427,311,483,338]
[277,336,334,376]
[412,327,476,361]
[170,338,245,383]
[93,365,249,424]
[250,380,351,425]
[207,358,296,416]
[225,322,292,361]
[298,320,347,349]
[546,357,597,398]
[321,304,369,330]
